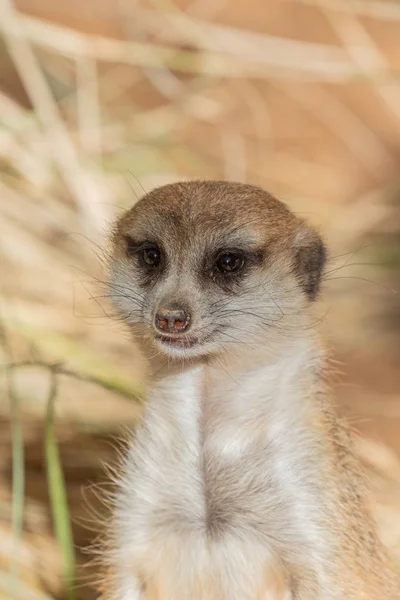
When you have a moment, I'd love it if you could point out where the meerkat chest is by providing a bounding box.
[128,371,305,541]
[121,398,296,599]
[116,366,325,599]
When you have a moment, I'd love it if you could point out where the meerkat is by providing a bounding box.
[101,180,400,600]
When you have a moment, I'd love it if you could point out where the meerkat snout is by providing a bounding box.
[109,180,326,359]
[154,304,191,334]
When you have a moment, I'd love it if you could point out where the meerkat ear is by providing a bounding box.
[291,226,326,300]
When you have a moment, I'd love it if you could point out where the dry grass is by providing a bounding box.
[0,0,400,597]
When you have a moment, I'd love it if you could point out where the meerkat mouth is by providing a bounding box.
[155,334,200,349]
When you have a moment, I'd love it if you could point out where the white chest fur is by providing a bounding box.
[113,343,332,599]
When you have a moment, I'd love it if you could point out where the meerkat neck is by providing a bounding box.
[146,334,323,416]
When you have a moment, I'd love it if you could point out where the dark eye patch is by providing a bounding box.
[204,247,264,287]
[124,235,139,257]
[124,236,165,280]
[125,236,160,257]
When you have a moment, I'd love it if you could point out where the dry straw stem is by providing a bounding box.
[0,89,34,127]
[0,91,51,186]
[174,0,228,20]
[220,129,246,183]
[277,82,393,170]
[232,80,275,155]
[6,11,389,83]
[137,3,358,75]
[120,1,220,133]
[0,0,107,237]
[0,179,76,231]
[76,57,102,159]
[0,129,48,186]
[129,78,226,140]
[5,361,143,402]
[325,9,400,124]
[120,1,188,102]
[0,571,55,600]
[297,0,400,21]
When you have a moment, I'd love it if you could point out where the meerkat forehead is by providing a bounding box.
[116,180,299,250]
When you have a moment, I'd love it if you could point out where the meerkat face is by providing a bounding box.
[108,181,326,360]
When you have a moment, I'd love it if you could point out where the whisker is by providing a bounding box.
[325,276,397,294]
[323,261,385,278]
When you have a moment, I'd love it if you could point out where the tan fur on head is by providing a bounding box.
[101,181,400,599]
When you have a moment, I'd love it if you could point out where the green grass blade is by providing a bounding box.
[8,369,25,587]
[44,371,76,600]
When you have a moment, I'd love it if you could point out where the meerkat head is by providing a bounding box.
[108,181,326,360]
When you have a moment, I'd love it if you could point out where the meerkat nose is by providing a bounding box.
[155,306,191,334]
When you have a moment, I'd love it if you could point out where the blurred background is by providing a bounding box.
[0,0,400,598]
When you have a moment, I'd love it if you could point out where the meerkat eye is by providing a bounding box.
[140,245,161,267]
[124,237,163,269]
[216,253,244,274]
